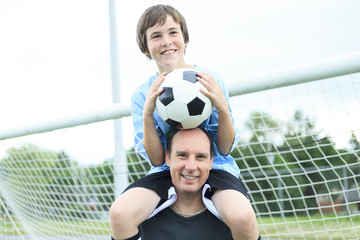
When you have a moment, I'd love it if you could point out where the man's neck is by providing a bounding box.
[172,192,205,217]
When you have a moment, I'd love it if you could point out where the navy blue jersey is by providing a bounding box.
[139,207,233,240]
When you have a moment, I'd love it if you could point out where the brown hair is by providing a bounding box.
[166,127,214,157]
[136,4,189,59]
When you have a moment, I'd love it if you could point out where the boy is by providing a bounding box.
[110,4,259,240]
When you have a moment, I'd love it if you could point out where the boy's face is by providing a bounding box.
[145,15,188,73]
[165,128,213,196]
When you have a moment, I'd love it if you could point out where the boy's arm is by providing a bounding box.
[197,72,235,155]
[216,105,235,155]
[142,72,167,166]
[143,112,165,166]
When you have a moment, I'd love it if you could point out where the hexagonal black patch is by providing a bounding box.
[158,87,174,106]
[183,71,198,83]
[165,118,183,129]
[187,97,205,116]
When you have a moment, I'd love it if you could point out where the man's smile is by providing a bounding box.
[181,174,199,180]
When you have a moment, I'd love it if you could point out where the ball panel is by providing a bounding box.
[181,115,207,129]
[155,100,170,123]
[183,70,198,83]
[165,119,183,129]
[165,100,189,122]
[158,87,174,106]
[187,97,205,116]
[172,80,198,103]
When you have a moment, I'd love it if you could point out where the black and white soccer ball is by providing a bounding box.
[155,68,213,129]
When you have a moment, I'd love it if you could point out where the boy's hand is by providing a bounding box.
[196,72,229,114]
[143,72,167,117]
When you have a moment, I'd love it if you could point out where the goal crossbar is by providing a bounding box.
[1,51,360,141]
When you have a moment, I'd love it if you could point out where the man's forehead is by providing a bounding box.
[172,130,210,148]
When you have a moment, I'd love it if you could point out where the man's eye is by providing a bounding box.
[176,153,187,158]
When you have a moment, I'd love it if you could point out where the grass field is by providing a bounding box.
[259,214,360,239]
[2,214,360,239]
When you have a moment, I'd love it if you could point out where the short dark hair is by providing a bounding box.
[136,4,189,59]
[166,127,214,156]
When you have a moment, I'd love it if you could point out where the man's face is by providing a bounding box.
[166,128,213,195]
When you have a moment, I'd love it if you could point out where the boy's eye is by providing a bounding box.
[152,35,161,39]
[170,31,178,35]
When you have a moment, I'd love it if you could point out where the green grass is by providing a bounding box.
[258,214,360,239]
[2,214,359,239]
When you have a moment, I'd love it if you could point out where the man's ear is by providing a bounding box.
[165,150,171,167]
[209,155,214,168]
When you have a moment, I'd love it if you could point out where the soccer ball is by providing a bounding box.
[155,68,213,129]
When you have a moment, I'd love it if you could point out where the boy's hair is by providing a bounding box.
[136,4,189,59]
[166,127,214,157]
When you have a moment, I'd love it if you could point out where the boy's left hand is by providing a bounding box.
[196,72,229,114]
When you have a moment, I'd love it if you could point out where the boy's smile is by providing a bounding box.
[161,49,177,55]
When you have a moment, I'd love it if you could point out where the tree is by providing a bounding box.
[232,109,357,216]
[126,147,151,182]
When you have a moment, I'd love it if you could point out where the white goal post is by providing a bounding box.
[1,52,360,240]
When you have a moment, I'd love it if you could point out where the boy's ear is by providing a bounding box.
[144,51,151,59]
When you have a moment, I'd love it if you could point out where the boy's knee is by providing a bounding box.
[225,208,258,239]
[109,203,133,227]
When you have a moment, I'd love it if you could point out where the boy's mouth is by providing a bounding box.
[161,49,177,55]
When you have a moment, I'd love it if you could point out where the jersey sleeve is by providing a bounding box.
[131,87,150,162]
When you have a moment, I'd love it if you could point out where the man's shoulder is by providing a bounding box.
[139,207,233,239]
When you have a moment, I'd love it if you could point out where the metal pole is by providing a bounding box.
[108,0,128,198]
[228,50,360,96]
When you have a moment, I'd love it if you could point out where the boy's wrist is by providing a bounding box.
[217,107,231,116]
[143,113,155,122]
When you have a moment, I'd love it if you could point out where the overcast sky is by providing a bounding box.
[1,0,360,164]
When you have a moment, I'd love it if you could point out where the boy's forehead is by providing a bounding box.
[147,15,180,32]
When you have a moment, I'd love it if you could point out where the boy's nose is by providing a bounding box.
[161,37,172,47]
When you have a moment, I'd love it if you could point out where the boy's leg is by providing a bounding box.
[110,187,160,240]
[212,189,259,240]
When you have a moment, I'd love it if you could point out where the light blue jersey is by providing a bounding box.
[131,66,240,177]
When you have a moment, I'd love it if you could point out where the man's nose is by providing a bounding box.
[185,157,196,171]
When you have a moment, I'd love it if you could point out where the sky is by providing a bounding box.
[0,0,360,164]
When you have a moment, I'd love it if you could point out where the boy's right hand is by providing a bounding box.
[143,72,167,117]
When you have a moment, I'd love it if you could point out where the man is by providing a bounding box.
[138,127,235,239]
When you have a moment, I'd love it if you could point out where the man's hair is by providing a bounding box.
[166,127,214,157]
[136,4,189,59]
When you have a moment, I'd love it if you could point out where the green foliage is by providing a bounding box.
[126,147,151,182]
[233,109,360,216]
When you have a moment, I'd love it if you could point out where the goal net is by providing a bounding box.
[1,67,360,239]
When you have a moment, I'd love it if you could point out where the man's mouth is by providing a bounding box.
[182,174,198,180]
[161,49,176,55]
